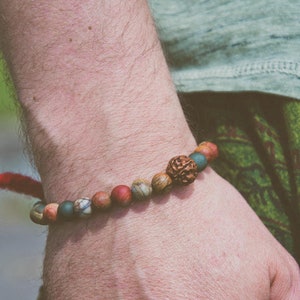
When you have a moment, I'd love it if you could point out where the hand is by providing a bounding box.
[43,168,300,299]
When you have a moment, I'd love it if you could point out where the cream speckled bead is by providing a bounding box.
[73,197,92,218]
[131,179,152,201]
[151,172,173,194]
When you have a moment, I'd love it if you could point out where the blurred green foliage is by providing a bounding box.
[0,57,16,116]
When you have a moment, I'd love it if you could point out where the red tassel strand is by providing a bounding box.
[0,172,44,200]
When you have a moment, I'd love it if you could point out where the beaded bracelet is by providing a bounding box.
[30,141,218,224]
[0,141,218,225]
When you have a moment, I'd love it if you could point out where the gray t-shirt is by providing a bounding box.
[149,0,300,99]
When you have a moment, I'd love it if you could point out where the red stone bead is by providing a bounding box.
[111,185,132,207]
[194,141,218,162]
[43,203,59,222]
[91,191,111,210]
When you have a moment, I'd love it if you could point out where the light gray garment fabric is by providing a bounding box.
[149,0,300,99]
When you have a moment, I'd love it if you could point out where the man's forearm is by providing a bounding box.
[0,2,197,298]
[1,2,299,299]
[0,0,195,203]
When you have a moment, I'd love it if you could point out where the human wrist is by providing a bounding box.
[20,68,196,203]
[27,141,217,225]
[42,167,215,299]
[35,111,196,204]
[0,0,196,203]
[41,146,217,298]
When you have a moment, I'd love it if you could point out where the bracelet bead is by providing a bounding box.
[25,141,218,225]
[166,155,198,185]
[189,152,208,171]
[151,172,172,194]
[43,203,59,222]
[131,179,152,201]
[111,185,132,207]
[74,197,92,219]
[30,202,48,225]
[57,200,75,221]
[195,141,218,162]
[91,191,111,210]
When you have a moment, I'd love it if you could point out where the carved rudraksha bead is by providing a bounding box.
[166,155,198,185]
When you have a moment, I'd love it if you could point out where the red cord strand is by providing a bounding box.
[0,172,44,200]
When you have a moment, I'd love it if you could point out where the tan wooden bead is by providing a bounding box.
[166,155,198,185]
[151,172,173,194]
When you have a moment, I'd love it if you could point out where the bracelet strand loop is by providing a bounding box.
[30,141,218,225]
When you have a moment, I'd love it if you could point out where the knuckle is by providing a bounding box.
[291,264,300,286]
[288,256,300,279]
[287,257,300,295]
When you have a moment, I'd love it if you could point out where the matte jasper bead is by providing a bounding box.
[43,203,59,222]
[111,185,132,207]
[74,197,92,219]
[131,179,152,201]
[58,200,74,221]
[91,191,111,210]
[194,141,218,162]
[151,172,173,194]
[166,155,198,185]
[30,202,48,225]
[189,152,208,171]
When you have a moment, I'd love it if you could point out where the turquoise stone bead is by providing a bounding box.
[58,201,74,221]
[189,152,208,171]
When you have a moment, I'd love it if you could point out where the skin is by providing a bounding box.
[0,0,299,299]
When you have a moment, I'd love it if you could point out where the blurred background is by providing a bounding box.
[0,58,46,300]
